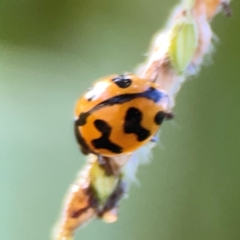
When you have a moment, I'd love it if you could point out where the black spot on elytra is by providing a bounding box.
[76,112,88,126]
[112,75,132,88]
[76,87,166,127]
[124,107,150,141]
[91,119,122,154]
[154,111,165,125]
[74,122,91,155]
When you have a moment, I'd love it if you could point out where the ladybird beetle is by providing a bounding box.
[74,74,170,156]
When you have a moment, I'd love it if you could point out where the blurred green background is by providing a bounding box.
[0,1,240,240]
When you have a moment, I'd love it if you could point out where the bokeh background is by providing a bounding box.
[0,1,240,240]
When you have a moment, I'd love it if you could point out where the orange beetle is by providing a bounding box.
[74,74,170,156]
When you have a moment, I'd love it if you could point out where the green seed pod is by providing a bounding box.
[169,17,198,74]
[90,160,118,204]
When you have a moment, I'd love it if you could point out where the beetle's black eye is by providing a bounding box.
[112,75,132,88]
